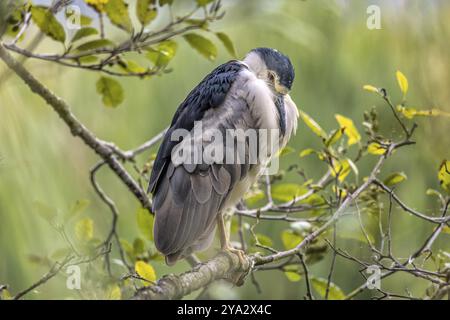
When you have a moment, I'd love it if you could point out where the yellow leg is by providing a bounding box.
[217,213,246,266]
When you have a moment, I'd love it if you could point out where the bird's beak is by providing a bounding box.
[274,82,289,95]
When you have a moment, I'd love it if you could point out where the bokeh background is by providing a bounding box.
[1,0,449,299]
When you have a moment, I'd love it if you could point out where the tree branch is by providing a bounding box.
[133,251,251,300]
[0,42,151,211]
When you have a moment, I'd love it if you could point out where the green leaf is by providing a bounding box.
[78,56,99,64]
[284,271,301,282]
[299,110,327,139]
[34,201,58,225]
[183,33,217,61]
[73,39,114,52]
[105,0,132,32]
[146,40,178,67]
[135,260,156,284]
[438,160,450,194]
[383,172,407,187]
[137,0,157,26]
[133,237,146,255]
[65,199,90,222]
[137,207,154,241]
[215,32,237,58]
[252,233,273,247]
[197,0,215,6]
[276,146,295,157]
[75,218,94,242]
[281,230,303,250]
[71,27,98,42]
[120,238,134,260]
[31,6,66,43]
[159,0,174,5]
[335,114,361,146]
[311,277,345,300]
[96,76,124,108]
[243,189,265,206]
[271,183,307,202]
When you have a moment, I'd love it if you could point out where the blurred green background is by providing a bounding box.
[0,0,449,299]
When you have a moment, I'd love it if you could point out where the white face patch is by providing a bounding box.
[243,51,268,80]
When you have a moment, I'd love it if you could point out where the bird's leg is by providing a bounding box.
[217,213,247,268]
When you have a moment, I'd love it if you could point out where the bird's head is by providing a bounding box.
[243,47,295,95]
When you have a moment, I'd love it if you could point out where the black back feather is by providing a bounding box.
[148,60,245,194]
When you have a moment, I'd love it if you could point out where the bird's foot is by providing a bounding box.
[221,244,247,269]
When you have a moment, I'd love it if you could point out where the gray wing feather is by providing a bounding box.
[153,71,259,263]
[153,164,231,257]
[191,174,213,204]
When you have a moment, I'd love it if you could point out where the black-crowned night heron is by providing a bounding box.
[148,47,298,265]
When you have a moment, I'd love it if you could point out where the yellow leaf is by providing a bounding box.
[325,127,345,147]
[335,114,361,146]
[396,70,409,96]
[281,230,303,250]
[135,261,156,284]
[284,271,301,282]
[363,85,378,93]
[330,158,351,182]
[397,106,450,119]
[367,142,387,155]
[299,110,327,139]
[332,185,347,198]
[299,148,316,158]
[383,172,407,187]
[443,225,450,235]
[75,218,94,242]
[0,289,12,300]
[107,285,121,300]
[85,0,109,12]
[276,146,295,157]
[438,160,450,194]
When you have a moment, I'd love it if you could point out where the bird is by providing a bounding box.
[148,47,299,265]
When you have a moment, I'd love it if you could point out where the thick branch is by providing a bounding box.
[133,251,250,300]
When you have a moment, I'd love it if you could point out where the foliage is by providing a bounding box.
[0,0,449,301]
[1,0,234,107]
